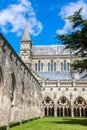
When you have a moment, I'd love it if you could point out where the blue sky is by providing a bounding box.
[0,0,87,54]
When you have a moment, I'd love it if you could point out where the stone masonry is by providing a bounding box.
[0,33,43,125]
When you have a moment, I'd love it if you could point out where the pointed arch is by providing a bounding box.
[48,63,50,71]
[61,62,63,71]
[64,60,67,71]
[74,96,87,117]
[38,60,40,71]
[35,63,37,71]
[74,96,86,105]
[42,96,54,117]
[57,96,70,104]
[41,63,43,72]
[57,96,70,117]
[54,63,56,71]
[43,96,54,105]
[67,62,70,71]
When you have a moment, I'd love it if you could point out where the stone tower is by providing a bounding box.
[20,20,32,68]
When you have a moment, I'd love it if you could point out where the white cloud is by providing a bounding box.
[56,0,87,35]
[0,0,43,36]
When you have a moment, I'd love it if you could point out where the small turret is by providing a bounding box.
[20,19,32,68]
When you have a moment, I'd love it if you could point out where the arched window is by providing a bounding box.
[57,96,70,117]
[67,63,69,71]
[64,60,66,71]
[61,60,70,71]
[35,61,44,72]
[35,63,37,71]
[54,63,56,71]
[48,63,50,71]
[38,60,40,71]
[61,62,63,71]
[51,60,53,71]
[41,63,43,72]
[42,97,54,116]
[74,96,87,117]
[48,61,56,72]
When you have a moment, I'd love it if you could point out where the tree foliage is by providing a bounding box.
[55,8,87,73]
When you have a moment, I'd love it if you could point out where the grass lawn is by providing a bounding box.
[10,117,87,130]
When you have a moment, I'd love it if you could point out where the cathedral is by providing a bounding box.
[0,20,87,126]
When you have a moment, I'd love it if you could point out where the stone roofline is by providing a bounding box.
[32,44,64,47]
[0,33,41,88]
[32,54,71,57]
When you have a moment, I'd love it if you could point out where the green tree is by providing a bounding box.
[55,8,87,74]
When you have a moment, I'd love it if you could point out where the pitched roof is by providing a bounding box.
[38,71,72,80]
[32,45,70,55]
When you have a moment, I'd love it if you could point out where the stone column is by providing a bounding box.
[54,106,57,117]
[71,106,74,117]
[47,107,49,116]
[50,107,52,116]
[83,108,85,117]
[63,107,65,117]
[70,93,74,117]
[80,108,81,117]
[59,108,61,116]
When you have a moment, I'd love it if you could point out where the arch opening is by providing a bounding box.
[74,96,87,117]
[57,96,71,117]
[42,97,54,117]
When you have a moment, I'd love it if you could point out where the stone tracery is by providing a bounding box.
[42,97,54,116]
[74,96,87,117]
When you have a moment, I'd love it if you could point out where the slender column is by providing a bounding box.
[49,107,50,116]
[54,99,57,117]
[63,107,65,117]
[67,108,68,116]
[83,108,85,117]
[71,106,74,117]
[80,108,81,117]
[54,106,57,117]
[47,108,49,116]
[76,108,77,117]
[50,108,52,116]
[57,108,58,116]
[59,107,61,116]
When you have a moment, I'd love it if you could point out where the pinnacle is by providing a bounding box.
[22,19,31,41]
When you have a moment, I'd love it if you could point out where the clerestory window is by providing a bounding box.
[35,61,43,72]
[48,60,56,71]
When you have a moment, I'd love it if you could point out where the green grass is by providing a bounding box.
[10,117,87,130]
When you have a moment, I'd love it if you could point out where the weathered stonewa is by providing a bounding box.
[0,20,87,126]
[0,33,43,125]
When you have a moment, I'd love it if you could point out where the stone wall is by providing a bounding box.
[0,33,43,125]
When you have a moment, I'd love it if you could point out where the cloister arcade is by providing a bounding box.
[74,96,87,117]
[42,96,87,117]
[42,97,54,116]
[57,96,71,117]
